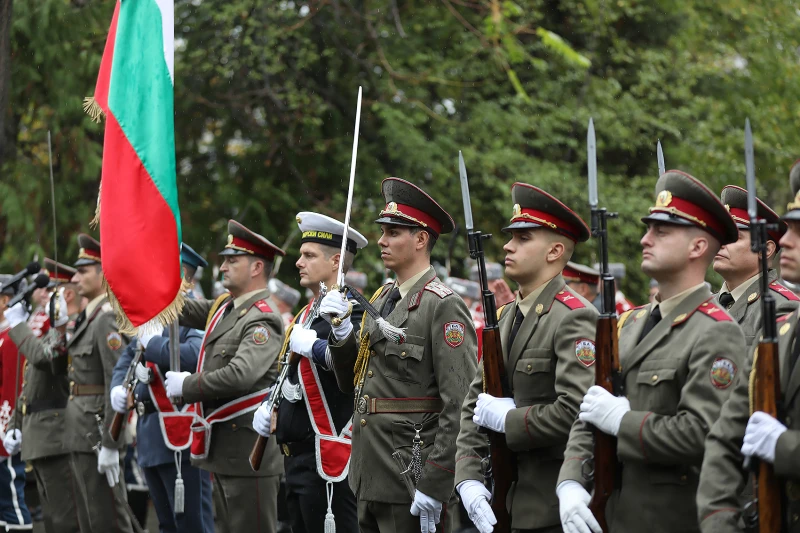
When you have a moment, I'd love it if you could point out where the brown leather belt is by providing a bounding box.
[356,396,443,415]
[69,382,105,396]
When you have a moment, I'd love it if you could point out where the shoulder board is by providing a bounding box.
[496,304,507,321]
[424,281,453,299]
[770,281,800,301]
[617,308,635,332]
[554,288,585,310]
[694,299,733,323]
[252,299,273,313]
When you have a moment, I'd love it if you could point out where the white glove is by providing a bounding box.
[5,303,29,329]
[3,430,21,456]
[289,328,318,359]
[110,385,128,414]
[49,291,69,327]
[253,402,272,437]
[165,371,190,398]
[134,362,151,384]
[557,480,602,533]
[457,480,496,533]
[319,291,353,339]
[97,447,120,487]
[578,385,631,437]
[741,411,788,464]
[473,393,516,433]
[138,331,157,349]
[410,490,443,533]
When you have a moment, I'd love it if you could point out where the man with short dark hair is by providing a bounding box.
[563,261,601,312]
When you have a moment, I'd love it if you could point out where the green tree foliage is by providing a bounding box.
[2,0,799,302]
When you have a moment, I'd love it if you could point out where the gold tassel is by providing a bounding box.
[748,349,759,415]
[83,96,104,123]
[104,278,191,336]
[89,183,101,228]
[352,285,385,387]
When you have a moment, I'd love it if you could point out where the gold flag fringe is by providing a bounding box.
[104,278,193,337]
[83,96,104,123]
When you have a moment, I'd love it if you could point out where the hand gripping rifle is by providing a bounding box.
[458,151,512,533]
[249,283,327,471]
[742,118,786,533]
[110,344,144,441]
[583,119,621,533]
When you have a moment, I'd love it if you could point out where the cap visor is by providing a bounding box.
[783,211,800,222]
[374,216,420,228]
[218,248,250,257]
[735,223,748,230]
[73,258,100,267]
[640,213,695,227]
[502,221,543,233]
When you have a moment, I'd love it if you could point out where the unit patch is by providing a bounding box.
[575,339,596,367]
[106,332,122,351]
[253,326,270,345]
[710,357,737,389]
[443,321,465,348]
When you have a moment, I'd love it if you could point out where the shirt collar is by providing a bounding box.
[85,294,106,318]
[655,282,707,318]
[396,266,432,300]
[720,272,761,304]
[233,288,266,309]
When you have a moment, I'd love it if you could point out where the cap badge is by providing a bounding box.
[535,303,544,315]
[790,191,800,210]
[656,190,673,207]
[296,216,302,224]
[724,204,730,212]
[512,204,522,218]
[386,202,398,213]
[227,234,234,245]
[747,292,758,303]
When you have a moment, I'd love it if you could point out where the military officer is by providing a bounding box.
[269,278,302,328]
[109,244,213,533]
[556,170,747,533]
[563,261,602,312]
[4,259,80,533]
[164,220,285,533]
[454,184,598,533]
[253,211,367,533]
[320,178,479,533]
[697,160,800,531]
[714,185,799,352]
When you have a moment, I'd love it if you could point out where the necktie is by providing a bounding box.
[507,307,525,350]
[718,292,735,310]
[789,323,800,374]
[74,310,87,331]
[381,288,402,318]
[637,306,662,344]
[222,302,234,320]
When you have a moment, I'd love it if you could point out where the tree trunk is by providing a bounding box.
[0,0,13,171]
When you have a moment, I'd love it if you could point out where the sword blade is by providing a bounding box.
[744,118,757,220]
[48,131,58,280]
[657,140,665,176]
[458,151,474,231]
[336,86,363,287]
[587,118,598,208]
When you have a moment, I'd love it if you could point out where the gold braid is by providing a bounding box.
[205,293,233,329]
[353,285,389,387]
[749,345,759,415]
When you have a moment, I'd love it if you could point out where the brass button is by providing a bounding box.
[221,350,226,355]
[651,375,658,382]
[680,474,687,482]
[231,423,237,429]
[68,395,73,401]
[360,419,367,427]
[401,351,407,357]
[69,366,74,372]
[367,371,374,378]
[526,364,532,371]
[370,350,376,356]
[793,514,799,523]
[69,381,75,387]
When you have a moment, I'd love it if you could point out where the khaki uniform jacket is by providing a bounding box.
[455,275,598,530]
[329,266,478,504]
[698,308,800,532]
[558,285,747,533]
[180,288,284,477]
[8,322,69,461]
[64,297,129,452]
[716,269,799,354]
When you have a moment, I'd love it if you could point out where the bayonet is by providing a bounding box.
[459,152,474,231]
[588,119,598,208]
[745,119,758,222]
[657,140,665,177]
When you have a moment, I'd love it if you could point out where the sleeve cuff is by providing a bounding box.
[773,429,800,478]
[557,456,591,491]
[454,455,484,487]
[616,410,652,463]
[505,405,534,451]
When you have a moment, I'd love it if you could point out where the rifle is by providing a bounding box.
[249,283,327,471]
[110,344,144,441]
[458,151,512,533]
[584,119,621,533]
[743,118,785,533]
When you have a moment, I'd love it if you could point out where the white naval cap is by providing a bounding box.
[295,212,369,254]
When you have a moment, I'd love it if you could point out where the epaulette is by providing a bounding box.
[770,281,800,301]
[424,281,453,299]
[253,299,273,313]
[554,288,585,311]
[617,306,640,333]
[694,299,733,323]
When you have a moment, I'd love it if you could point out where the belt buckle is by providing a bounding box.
[281,443,291,456]
[136,402,145,416]
[357,395,369,415]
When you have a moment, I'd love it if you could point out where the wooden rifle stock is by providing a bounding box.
[588,314,620,533]
[111,346,143,442]
[753,340,784,533]
[109,390,131,442]
[482,326,513,533]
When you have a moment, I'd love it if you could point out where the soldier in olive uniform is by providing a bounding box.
[320,178,478,533]
[455,184,599,533]
[5,259,81,533]
[164,220,285,533]
[61,234,133,533]
[697,160,800,532]
[563,261,602,313]
[714,185,799,352]
[556,170,747,533]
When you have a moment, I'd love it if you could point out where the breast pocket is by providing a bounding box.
[513,349,556,403]
[383,335,425,385]
[635,362,681,414]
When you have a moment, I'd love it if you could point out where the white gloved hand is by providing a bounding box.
[253,402,273,437]
[289,328,318,359]
[97,447,120,487]
[578,385,631,437]
[138,331,157,350]
[457,480,496,533]
[49,291,69,327]
[165,371,190,398]
[741,411,788,464]
[473,393,516,433]
[410,490,443,533]
[319,291,353,339]
[557,480,602,533]
[110,385,128,414]
[3,430,21,456]
[5,303,29,329]
[134,362,151,384]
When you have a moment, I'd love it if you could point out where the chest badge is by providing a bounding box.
[106,332,122,351]
[253,326,270,345]
[710,357,737,389]
[443,321,465,348]
[575,339,596,367]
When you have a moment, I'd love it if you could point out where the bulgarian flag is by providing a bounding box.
[84,0,184,334]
